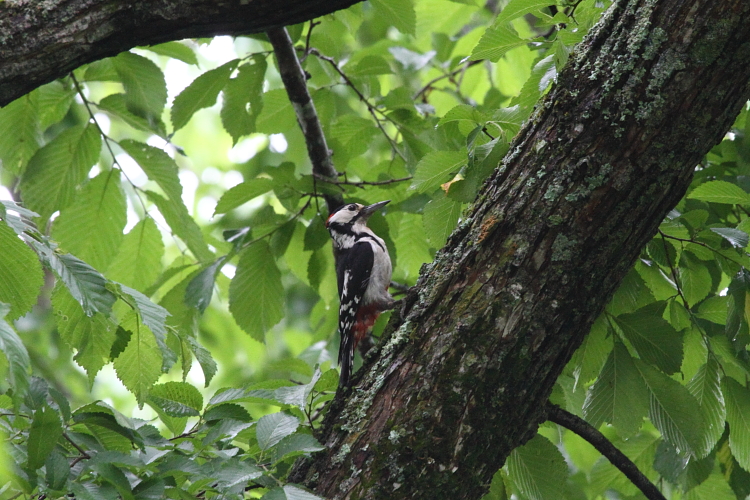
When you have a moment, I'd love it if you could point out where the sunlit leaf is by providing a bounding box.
[113,51,167,122]
[171,59,239,132]
[106,218,164,292]
[0,222,43,319]
[0,303,30,398]
[471,25,527,62]
[144,41,199,65]
[507,434,567,500]
[113,321,162,407]
[214,178,274,215]
[423,195,462,247]
[688,180,750,205]
[0,94,40,174]
[371,0,416,35]
[723,377,750,471]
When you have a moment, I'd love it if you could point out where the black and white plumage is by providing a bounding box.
[326,201,394,387]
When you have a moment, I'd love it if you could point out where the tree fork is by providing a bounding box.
[290,0,750,498]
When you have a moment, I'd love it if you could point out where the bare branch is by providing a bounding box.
[546,404,666,500]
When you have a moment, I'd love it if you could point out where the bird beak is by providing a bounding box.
[360,200,390,219]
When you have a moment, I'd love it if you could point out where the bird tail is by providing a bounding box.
[338,330,354,388]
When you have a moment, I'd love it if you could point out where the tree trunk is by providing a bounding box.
[0,0,361,106]
[289,0,750,498]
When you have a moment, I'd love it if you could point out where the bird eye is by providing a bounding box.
[349,204,356,210]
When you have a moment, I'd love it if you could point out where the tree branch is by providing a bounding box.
[546,404,666,500]
[266,27,343,213]
[0,0,364,107]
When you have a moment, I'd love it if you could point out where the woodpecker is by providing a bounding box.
[326,201,394,387]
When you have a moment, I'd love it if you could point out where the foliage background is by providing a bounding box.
[1,0,750,499]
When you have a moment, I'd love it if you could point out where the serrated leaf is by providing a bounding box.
[27,406,63,469]
[695,295,727,325]
[106,218,164,292]
[221,58,267,144]
[143,41,198,65]
[272,433,325,463]
[52,171,127,271]
[213,178,274,215]
[423,195,462,247]
[685,472,736,500]
[37,81,75,130]
[635,360,704,456]
[256,89,296,134]
[146,190,212,262]
[256,412,300,450]
[438,104,489,126]
[185,257,226,313]
[614,304,683,374]
[33,243,116,316]
[283,485,325,500]
[496,0,556,25]
[98,93,166,136]
[45,450,70,491]
[679,254,713,306]
[52,286,115,384]
[113,322,162,407]
[0,304,30,398]
[274,368,322,410]
[507,434,567,500]
[687,358,725,457]
[710,227,749,248]
[0,94,41,174]
[214,461,263,488]
[723,377,750,471]
[371,0,415,35]
[411,151,466,193]
[471,25,527,62]
[229,241,284,341]
[171,59,239,132]
[688,180,750,205]
[0,222,44,319]
[148,381,203,417]
[571,315,612,389]
[203,403,251,422]
[21,123,101,221]
[185,336,217,387]
[117,283,174,371]
[583,341,648,437]
[113,52,167,122]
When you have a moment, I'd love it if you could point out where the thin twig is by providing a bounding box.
[546,404,666,500]
[312,172,412,187]
[307,48,407,162]
[64,432,91,467]
[266,27,342,213]
[413,60,484,101]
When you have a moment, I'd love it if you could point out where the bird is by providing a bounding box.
[325,201,394,387]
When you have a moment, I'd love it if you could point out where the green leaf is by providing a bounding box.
[695,295,728,325]
[635,360,705,456]
[710,227,749,248]
[347,55,393,76]
[33,243,116,316]
[0,222,44,319]
[37,81,75,130]
[570,315,612,388]
[148,381,203,417]
[229,241,285,342]
[221,57,267,144]
[614,304,683,374]
[143,41,199,65]
[274,368,322,411]
[185,257,226,313]
[283,485,325,500]
[722,377,750,471]
[0,303,30,398]
[272,433,325,463]
[113,321,162,407]
[685,472,736,500]
[45,450,70,491]
[470,25,527,62]
[0,94,40,174]
[496,0,556,26]
[51,286,115,383]
[438,104,489,126]
[371,0,416,35]
[213,178,274,215]
[145,190,213,263]
[27,406,63,469]
[52,171,127,271]
[171,59,239,132]
[506,434,568,500]
[688,180,750,205]
[98,93,166,136]
[117,284,174,371]
[256,89,297,134]
[113,52,167,122]
[687,358,725,457]
[106,218,164,292]
[583,341,649,437]
[21,123,101,221]
[256,412,300,450]
[679,254,713,306]
[411,151,466,193]
[423,195,462,247]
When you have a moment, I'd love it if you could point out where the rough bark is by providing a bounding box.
[289,1,750,499]
[0,0,362,107]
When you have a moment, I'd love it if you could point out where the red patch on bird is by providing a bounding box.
[353,303,381,348]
